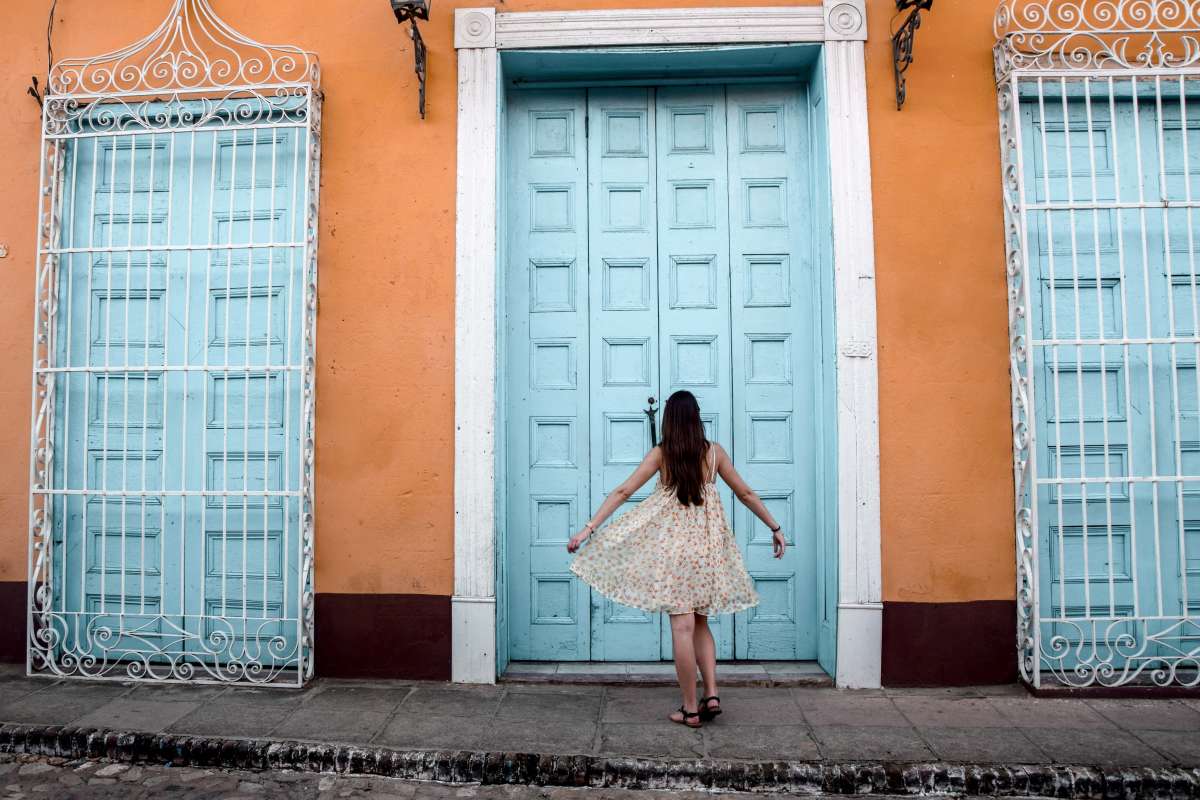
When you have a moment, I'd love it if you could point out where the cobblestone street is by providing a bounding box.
[0,753,869,800]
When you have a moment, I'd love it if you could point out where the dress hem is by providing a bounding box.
[569,562,759,617]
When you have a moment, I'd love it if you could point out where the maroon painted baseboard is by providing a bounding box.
[0,582,23,664]
[314,593,451,681]
[882,599,1017,686]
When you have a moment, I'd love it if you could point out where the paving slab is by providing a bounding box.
[396,685,504,718]
[791,690,909,727]
[303,684,414,713]
[1022,726,1171,767]
[478,718,598,755]
[374,712,493,751]
[601,685,688,723]
[269,705,392,744]
[219,683,321,706]
[0,681,131,725]
[122,683,229,703]
[72,697,201,732]
[495,686,602,722]
[1134,729,1200,765]
[704,724,819,760]
[166,698,296,737]
[917,726,1049,764]
[1085,698,1200,730]
[810,725,936,761]
[599,722,705,759]
[701,686,806,724]
[892,696,1010,728]
[987,696,1120,729]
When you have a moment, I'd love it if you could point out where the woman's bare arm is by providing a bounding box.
[567,447,663,553]
[714,443,786,558]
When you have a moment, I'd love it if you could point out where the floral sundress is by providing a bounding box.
[569,446,759,616]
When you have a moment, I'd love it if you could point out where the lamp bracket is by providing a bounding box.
[391,1,430,118]
[893,0,933,110]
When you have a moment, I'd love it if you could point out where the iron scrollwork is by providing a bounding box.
[893,0,933,110]
[391,1,431,119]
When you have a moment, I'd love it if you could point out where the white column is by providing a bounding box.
[823,0,884,690]
[452,7,499,684]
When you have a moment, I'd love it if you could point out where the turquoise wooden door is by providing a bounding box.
[506,85,819,662]
[50,104,306,678]
[1021,81,1197,675]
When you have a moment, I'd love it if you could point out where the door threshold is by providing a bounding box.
[502,661,832,687]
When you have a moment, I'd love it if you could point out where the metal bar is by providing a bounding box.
[263,127,279,638]
[1038,76,1071,630]
[1180,76,1197,622]
[1058,76,1094,622]
[1036,475,1200,485]
[1108,74,1141,622]
[1082,77,1115,620]
[1131,77,1167,617]
[35,489,303,496]
[1027,199,1200,211]
[1034,335,1200,346]
[1155,75,1192,643]
[38,365,300,373]
[48,243,304,254]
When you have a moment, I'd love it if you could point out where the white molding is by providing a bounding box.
[455,7,496,50]
[453,36,499,684]
[452,5,883,689]
[491,7,824,49]
[452,596,497,683]
[836,603,883,688]
[825,39,883,689]
[824,0,868,42]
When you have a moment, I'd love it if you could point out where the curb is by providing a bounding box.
[3,723,1200,797]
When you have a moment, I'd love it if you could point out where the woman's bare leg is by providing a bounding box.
[693,613,718,711]
[668,613,699,720]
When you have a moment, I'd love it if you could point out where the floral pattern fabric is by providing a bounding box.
[569,474,759,616]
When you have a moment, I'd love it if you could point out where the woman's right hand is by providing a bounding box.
[566,528,590,553]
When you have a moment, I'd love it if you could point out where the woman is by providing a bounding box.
[567,390,786,728]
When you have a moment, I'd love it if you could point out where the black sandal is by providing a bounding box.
[670,705,703,728]
[699,695,722,721]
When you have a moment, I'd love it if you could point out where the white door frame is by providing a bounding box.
[452,0,883,688]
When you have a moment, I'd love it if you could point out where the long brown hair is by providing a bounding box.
[659,390,709,507]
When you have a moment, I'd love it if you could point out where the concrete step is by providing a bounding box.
[502,661,834,687]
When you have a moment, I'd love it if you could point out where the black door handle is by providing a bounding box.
[644,396,658,447]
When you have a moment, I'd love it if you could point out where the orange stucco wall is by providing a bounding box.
[0,0,1012,606]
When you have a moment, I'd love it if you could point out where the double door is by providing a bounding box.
[506,84,818,662]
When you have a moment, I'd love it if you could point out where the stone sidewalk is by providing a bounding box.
[1,666,1199,795]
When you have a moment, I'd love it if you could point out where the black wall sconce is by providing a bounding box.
[893,0,933,110]
[391,0,431,119]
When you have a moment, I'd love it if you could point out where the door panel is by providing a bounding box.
[588,88,663,660]
[506,83,820,662]
[506,90,592,661]
[654,86,735,659]
[727,85,817,659]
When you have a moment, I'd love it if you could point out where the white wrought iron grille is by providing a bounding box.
[28,0,321,685]
[997,0,1200,688]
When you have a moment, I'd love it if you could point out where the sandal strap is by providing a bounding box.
[700,695,720,704]
[677,705,701,720]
